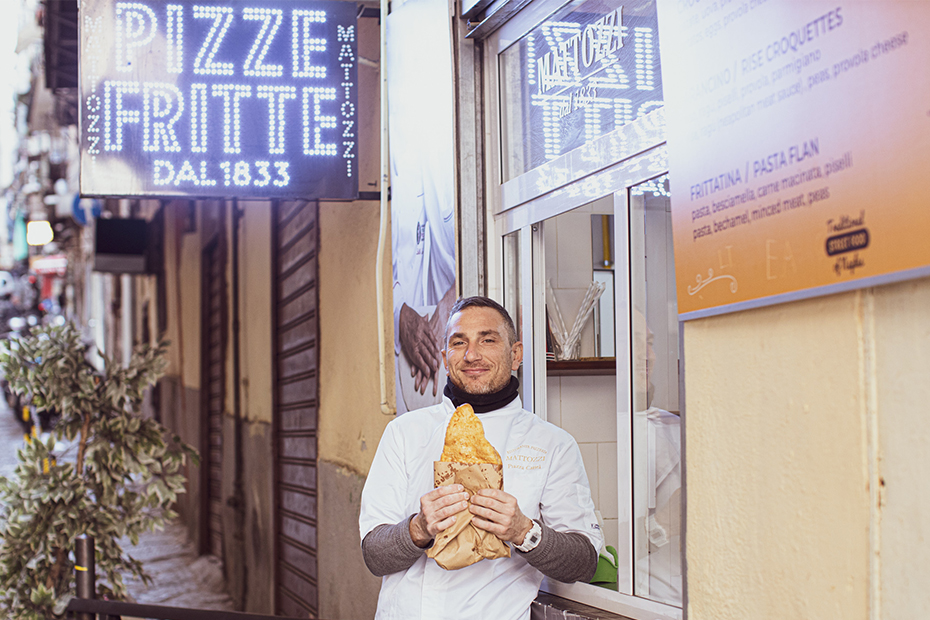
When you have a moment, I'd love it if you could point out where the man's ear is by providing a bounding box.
[441,347,450,373]
[510,341,524,370]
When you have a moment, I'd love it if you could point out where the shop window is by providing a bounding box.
[510,172,679,617]
[542,194,620,560]
[489,0,675,614]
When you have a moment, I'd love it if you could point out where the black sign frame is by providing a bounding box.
[79,0,359,200]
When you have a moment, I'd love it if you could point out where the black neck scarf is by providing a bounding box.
[443,376,520,414]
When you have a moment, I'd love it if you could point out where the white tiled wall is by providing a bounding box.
[547,373,618,552]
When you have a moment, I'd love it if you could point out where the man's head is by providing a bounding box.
[441,296,523,395]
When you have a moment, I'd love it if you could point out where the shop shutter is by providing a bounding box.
[272,200,320,617]
[201,233,227,561]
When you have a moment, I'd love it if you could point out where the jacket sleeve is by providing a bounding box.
[361,515,427,577]
[532,436,604,581]
[516,520,598,583]
[359,421,425,576]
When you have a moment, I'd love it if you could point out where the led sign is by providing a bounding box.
[79,0,359,199]
[500,0,662,178]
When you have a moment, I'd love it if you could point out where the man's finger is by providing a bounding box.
[432,514,458,534]
[411,349,433,379]
[424,484,465,501]
[433,499,469,521]
[471,490,508,510]
[432,492,469,509]
[475,488,504,500]
[470,516,504,536]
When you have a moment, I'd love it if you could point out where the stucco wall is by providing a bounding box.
[872,280,930,619]
[163,200,202,390]
[229,201,274,426]
[306,11,386,618]
[317,200,390,619]
[223,201,275,612]
[684,277,930,620]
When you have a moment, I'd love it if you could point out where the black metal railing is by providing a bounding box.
[65,536,308,620]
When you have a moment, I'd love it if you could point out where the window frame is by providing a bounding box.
[484,3,683,619]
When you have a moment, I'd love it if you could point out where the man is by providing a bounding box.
[360,296,603,620]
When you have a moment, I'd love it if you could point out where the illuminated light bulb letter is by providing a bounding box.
[212,84,252,154]
[273,162,290,187]
[257,85,297,155]
[103,80,142,151]
[292,9,326,78]
[341,101,355,177]
[85,94,102,155]
[115,3,157,72]
[254,161,272,186]
[302,87,337,156]
[166,5,184,74]
[174,160,201,185]
[193,5,234,76]
[634,27,655,91]
[199,161,217,186]
[190,84,209,153]
[143,83,184,152]
[244,8,284,77]
[154,160,175,184]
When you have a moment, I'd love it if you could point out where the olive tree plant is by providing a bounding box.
[0,322,198,619]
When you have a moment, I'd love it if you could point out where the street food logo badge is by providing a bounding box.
[826,211,869,276]
[80,0,358,198]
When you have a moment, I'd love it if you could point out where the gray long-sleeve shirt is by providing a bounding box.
[362,514,597,583]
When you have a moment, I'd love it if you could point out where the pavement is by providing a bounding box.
[0,395,235,612]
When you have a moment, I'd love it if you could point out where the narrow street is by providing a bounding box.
[0,397,235,611]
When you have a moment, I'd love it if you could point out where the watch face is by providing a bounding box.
[518,522,541,551]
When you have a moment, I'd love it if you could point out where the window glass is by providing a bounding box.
[629,174,681,606]
[541,196,619,575]
[499,0,663,182]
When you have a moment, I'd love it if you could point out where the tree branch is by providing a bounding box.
[75,413,91,476]
[45,547,67,590]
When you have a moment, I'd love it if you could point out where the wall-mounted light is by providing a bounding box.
[26,220,54,246]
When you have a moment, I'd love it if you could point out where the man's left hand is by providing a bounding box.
[468,488,534,545]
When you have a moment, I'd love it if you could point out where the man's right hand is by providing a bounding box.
[409,484,469,548]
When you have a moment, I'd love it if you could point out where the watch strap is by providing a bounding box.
[514,520,542,553]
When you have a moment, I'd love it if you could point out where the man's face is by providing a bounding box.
[442,306,523,395]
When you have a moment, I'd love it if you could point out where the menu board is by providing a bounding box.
[655,0,930,317]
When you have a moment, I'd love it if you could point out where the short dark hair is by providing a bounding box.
[444,296,518,346]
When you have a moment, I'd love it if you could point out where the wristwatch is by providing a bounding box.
[514,520,542,553]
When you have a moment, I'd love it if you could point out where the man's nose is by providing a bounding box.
[464,345,481,362]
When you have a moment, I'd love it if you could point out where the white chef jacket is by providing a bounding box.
[359,396,604,620]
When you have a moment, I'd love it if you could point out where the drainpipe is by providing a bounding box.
[376,0,395,414]
[229,198,247,608]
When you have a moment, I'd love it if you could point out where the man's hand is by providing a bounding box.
[398,304,440,394]
[468,488,534,545]
[409,484,470,548]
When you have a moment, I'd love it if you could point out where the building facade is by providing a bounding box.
[21,0,929,619]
